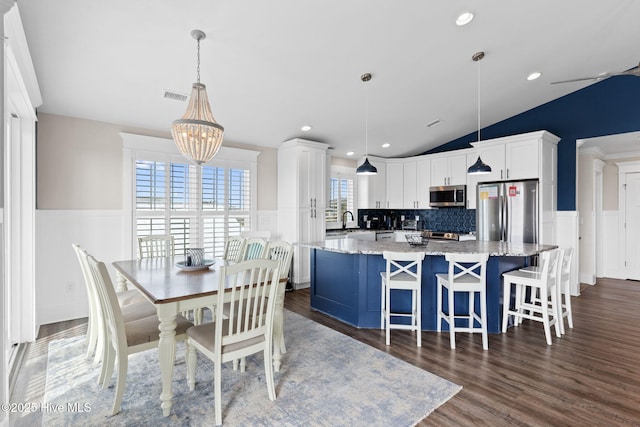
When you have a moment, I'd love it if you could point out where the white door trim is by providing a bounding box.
[617,161,640,280]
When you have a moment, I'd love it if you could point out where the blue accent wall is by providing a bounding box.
[425,76,640,211]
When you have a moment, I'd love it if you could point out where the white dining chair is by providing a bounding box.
[267,241,294,354]
[519,247,574,334]
[138,235,175,259]
[72,243,148,363]
[380,251,425,347]
[85,251,193,415]
[223,235,246,263]
[241,237,269,260]
[186,258,282,426]
[502,249,562,345]
[436,252,490,350]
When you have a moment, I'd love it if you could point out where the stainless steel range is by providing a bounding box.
[423,230,476,241]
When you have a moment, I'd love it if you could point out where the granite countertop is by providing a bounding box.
[302,238,556,257]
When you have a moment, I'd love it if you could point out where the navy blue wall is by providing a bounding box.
[425,76,640,211]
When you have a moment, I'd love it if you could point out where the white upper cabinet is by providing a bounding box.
[403,160,417,208]
[505,139,540,180]
[467,131,559,213]
[357,156,387,209]
[385,161,404,209]
[298,145,328,209]
[403,157,431,209]
[416,158,431,209]
[430,152,468,186]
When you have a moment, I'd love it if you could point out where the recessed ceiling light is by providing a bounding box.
[527,72,542,81]
[301,125,312,131]
[346,151,355,156]
[381,143,390,148]
[456,12,474,26]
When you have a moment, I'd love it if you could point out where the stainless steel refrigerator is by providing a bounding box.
[476,180,538,244]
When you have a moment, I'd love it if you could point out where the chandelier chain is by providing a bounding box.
[196,37,201,84]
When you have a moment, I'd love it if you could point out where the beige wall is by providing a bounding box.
[36,113,278,210]
[603,162,618,210]
[331,156,357,168]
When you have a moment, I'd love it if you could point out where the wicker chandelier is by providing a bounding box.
[171,30,224,165]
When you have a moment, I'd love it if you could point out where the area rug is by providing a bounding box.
[42,310,461,426]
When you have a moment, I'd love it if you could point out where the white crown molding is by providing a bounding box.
[603,151,640,161]
[578,146,606,158]
[4,5,42,107]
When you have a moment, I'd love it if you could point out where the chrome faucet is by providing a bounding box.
[342,210,354,230]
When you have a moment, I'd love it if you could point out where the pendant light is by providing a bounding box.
[356,73,378,175]
[467,51,492,175]
[171,30,224,165]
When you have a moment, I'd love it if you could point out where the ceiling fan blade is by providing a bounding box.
[551,62,640,85]
[550,75,606,84]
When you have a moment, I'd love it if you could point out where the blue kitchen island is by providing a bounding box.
[306,238,556,333]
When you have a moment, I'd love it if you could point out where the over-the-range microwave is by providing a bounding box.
[429,185,466,207]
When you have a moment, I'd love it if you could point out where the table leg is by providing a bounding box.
[114,271,129,293]
[157,305,177,417]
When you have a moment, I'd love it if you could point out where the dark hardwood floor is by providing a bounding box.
[10,277,640,426]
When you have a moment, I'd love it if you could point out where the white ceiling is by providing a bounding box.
[17,0,640,159]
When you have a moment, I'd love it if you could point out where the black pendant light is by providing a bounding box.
[356,73,378,175]
[468,52,492,175]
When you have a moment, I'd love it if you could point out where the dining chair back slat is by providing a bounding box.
[242,237,269,260]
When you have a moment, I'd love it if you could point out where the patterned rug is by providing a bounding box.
[43,310,461,426]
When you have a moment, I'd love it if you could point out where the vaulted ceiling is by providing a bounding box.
[17,0,640,158]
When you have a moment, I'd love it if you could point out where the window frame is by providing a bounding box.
[122,133,259,259]
[325,165,358,230]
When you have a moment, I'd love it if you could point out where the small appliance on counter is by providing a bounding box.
[401,219,419,230]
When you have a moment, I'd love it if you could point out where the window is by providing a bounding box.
[124,133,258,259]
[326,167,356,228]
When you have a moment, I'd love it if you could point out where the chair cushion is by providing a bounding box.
[186,321,265,354]
[120,300,157,321]
[117,289,147,306]
[125,314,193,347]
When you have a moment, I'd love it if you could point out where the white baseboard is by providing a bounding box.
[579,273,596,286]
[294,282,310,290]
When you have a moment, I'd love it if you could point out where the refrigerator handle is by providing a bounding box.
[533,188,539,244]
[503,185,509,242]
[499,193,505,241]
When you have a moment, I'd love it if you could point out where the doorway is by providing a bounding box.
[578,132,640,282]
[622,170,640,280]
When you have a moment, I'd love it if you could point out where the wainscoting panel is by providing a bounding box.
[35,210,126,326]
[556,211,580,295]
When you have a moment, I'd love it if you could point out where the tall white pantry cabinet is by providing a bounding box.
[277,139,330,288]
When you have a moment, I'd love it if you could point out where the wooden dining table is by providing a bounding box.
[112,256,286,417]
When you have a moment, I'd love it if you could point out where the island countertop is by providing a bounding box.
[303,238,556,257]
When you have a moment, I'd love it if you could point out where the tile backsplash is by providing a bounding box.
[358,208,476,233]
